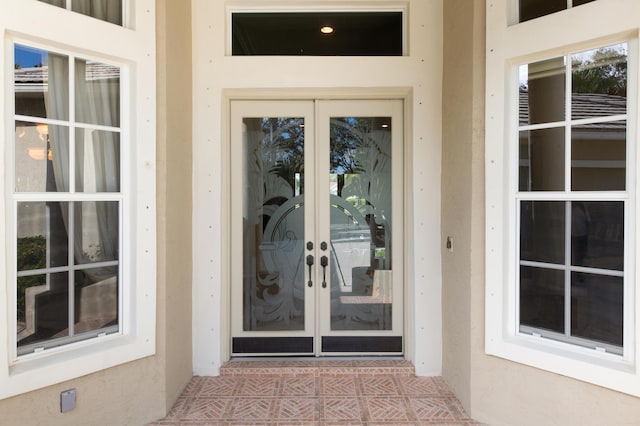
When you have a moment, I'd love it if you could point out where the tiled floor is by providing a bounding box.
[150,359,480,425]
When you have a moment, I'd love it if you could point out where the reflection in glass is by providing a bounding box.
[520,266,564,333]
[17,272,69,349]
[74,266,119,334]
[572,272,623,347]
[38,0,123,25]
[242,117,306,331]
[329,117,393,331]
[15,122,70,193]
[520,201,565,264]
[519,127,565,191]
[76,128,121,192]
[571,201,623,271]
[75,58,120,127]
[519,58,565,125]
[74,201,120,264]
[572,43,627,120]
[571,121,626,191]
[17,202,69,269]
[15,45,69,121]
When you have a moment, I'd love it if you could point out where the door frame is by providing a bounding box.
[221,88,415,361]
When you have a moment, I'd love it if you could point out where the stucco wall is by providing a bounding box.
[442,1,640,425]
[0,1,193,424]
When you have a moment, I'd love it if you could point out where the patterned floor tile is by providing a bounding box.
[397,376,441,396]
[274,397,318,421]
[198,377,239,397]
[227,397,276,421]
[359,376,400,395]
[321,397,363,422]
[363,397,412,422]
[183,398,230,420]
[280,376,317,396]
[408,397,456,421]
[320,376,358,395]
[236,377,281,396]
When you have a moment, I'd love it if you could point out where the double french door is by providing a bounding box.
[230,99,403,355]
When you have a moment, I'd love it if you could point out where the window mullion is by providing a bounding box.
[565,200,572,338]
[68,202,75,337]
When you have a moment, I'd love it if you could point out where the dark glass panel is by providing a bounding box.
[571,121,626,191]
[520,201,565,264]
[571,201,623,271]
[17,272,69,348]
[74,266,119,334]
[519,0,566,23]
[15,45,69,121]
[519,127,565,191]
[17,202,69,269]
[72,0,122,25]
[73,201,120,264]
[520,266,565,333]
[232,12,403,56]
[571,272,623,347]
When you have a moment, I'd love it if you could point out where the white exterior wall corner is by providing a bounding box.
[191,0,444,375]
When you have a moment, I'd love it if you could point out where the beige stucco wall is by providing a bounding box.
[0,1,193,424]
[442,1,640,425]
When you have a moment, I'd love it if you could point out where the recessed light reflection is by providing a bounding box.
[320,25,334,34]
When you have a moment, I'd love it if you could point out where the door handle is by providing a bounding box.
[320,255,328,288]
[306,254,314,287]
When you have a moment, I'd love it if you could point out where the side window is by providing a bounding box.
[519,0,596,23]
[38,0,123,25]
[517,43,628,354]
[14,44,122,355]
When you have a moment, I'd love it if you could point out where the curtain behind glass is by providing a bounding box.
[39,0,122,25]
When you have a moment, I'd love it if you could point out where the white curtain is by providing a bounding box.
[73,0,122,25]
[45,55,120,277]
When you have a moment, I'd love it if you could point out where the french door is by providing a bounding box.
[230,99,403,355]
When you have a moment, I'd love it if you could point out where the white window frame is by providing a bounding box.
[0,0,156,399]
[486,0,640,396]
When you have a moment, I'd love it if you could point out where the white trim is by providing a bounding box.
[486,0,640,396]
[0,0,156,400]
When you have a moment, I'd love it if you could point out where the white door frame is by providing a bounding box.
[228,97,405,356]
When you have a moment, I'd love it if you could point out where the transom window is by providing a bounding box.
[13,43,122,355]
[518,0,596,23]
[38,0,123,25]
[517,42,628,354]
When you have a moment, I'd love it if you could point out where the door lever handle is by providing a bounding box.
[320,255,328,288]
[306,255,314,287]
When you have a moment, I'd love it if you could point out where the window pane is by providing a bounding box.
[520,58,566,125]
[572,44,627,120]
[520,266,565,333]
[76,129,120,192]
[232,12,403,56]
[572,201,624,271]
[519,127,565,191]
[72,0,123,25]
[38,0,123,25]
[15,45,69,121]
[74,266,119,334]
[74,201,119,264]
[571,121,626,191]
[17,272,69,349]
[17,202,69,269]
[75,58,120,127]
[520,201,565,264]
[571,272,623,347]
[519,0,596,22]
[15,122,70,193]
